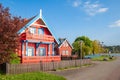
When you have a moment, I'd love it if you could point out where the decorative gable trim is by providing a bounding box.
[58,39,73,49]
[17,14,40,34]
[17,10,59,44]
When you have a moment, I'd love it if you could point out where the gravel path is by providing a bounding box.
[50,57,120,80]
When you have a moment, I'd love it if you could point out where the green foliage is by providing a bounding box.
[75,36,92,47]
[0,4,23,64]
[72,41,80,51]
[72,36,107,58]
[72,36,93,58]
[10,53,20,64]
[92,40,101,54]
[0,72,66,80]
[83,46,91,55]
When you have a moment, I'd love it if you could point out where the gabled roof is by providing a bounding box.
[17,10,59,44]
[58,38,73,49]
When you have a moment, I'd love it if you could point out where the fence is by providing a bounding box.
[5,59,91,74]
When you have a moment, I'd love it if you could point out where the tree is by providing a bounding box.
[92,40,101,54]
[0,4,23,64]
[72,41,81,57]
[75,36,92,48]
[72,36,93,58]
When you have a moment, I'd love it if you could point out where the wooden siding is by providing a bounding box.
[18,16,59,63]
[59,46,72,56]
[21,56,61,63]
[20,25,54,42]
[58,40,72,57]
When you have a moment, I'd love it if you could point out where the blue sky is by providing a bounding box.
[0,0,120,46]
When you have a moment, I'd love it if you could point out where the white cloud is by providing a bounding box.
[72,0,81,7]
[83,1,108,16]
[109,20,120,28]
[97,8,108,13]
[71,0,108,16]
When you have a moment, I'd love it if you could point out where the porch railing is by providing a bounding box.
[26,33,54,42]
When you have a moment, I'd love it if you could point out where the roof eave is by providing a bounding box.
[17,14,40,35]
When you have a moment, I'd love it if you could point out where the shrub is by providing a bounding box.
[10,53,20,64]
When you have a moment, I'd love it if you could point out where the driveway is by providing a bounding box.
[50,57,120,80]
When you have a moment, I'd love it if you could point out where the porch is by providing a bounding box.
[21,56,61,63]
[21,39,59,63]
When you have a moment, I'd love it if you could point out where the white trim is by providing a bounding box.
[17,11,59,44]
[32,23,47,27]
[58,39,73,49]
[40,9,42,18]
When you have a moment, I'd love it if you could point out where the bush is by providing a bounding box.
[10,53,20,64]
[103,58,108,61]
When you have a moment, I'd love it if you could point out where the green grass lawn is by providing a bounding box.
[0,72,66,80]
[91,55,116,61]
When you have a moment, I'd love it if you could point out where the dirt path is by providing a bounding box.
[50,57,120,80]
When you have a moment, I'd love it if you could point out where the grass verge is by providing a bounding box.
[57,64,92,71]
[0,72,66,80]
[91,55,116,61]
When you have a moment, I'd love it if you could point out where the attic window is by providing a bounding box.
[29,27,36,34]
[38,28,44,34]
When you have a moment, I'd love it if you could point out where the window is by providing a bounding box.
[38,28,44,34]
[27,48,34,56]
[62,50,69,55]
[38,48,46,56]
[62,50,65,55]
[30,27,36,34]
[66,50,68,55]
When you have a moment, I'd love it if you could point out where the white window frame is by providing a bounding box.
[27,47,34,56]
[66,50,68,55]
[38,28,44,35]
[30,27,36,34]
[38,47,46,56]
[62,50,65,55]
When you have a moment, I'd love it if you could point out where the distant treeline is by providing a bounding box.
[105,45,120,53]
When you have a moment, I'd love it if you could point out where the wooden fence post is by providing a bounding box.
[52,60,56,71]
[6,63,9,75]
[75,60,77,67]
[40,61,43,71]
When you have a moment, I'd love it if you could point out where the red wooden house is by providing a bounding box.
[17,10,61,63]
[58,38,73,57]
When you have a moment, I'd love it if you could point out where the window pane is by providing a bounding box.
[62,50,65,55]
[30,28,36,34]
[38,28,44,34]
[39,48,46,56]
[66,51,68,55]
[27,48,34,56]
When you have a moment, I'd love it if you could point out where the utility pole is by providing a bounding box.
[80,41,83,59]
[79,40,83,66]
